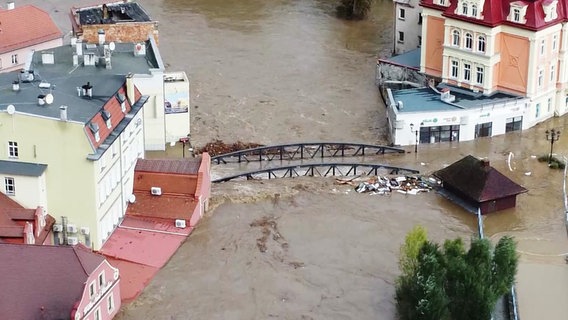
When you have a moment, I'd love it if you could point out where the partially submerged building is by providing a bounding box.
[381,0,568,148]
[433,155,527,214]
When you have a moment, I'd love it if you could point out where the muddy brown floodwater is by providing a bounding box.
[19,0,568,319]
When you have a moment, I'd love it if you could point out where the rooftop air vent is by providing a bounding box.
[41,52,54,65]
[12,81,19,91]
[150,187,162,196]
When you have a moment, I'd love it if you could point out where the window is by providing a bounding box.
[99,272,105,287]
[94,308,101,320]
[475,122,492,138]
[418,36,422,47]
[439,0,446,5]
[101,110,112,129]
[418,13,423,24]
[452,30,460,46]
[505,116,523,132]
[541,40,545,55]
[108,295,114,313]
[89,282,95,297]
[513,8,521,22]
[463,63,471,81]
[398,8,405,20]
[88,122,100,143]
[471,4,477,17]
[398,31,405,43]
[419,125,460,144]
[535,103,540,118]
[465,33,473,49]
[462,2,468,15]
[451,60,459,78]
[0,58,2,69]
[553,35,558,50]
[11,54,17,64]
[478,36,486,52]
[8,141,18,158]
[538,69,544,87]
[476,66,484,84]
[551,65,556,82]
[4,177,15,195]
[548,98,552,112]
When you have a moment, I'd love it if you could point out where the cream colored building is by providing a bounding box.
[0,49,148,249]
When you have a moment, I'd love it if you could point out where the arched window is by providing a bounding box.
[462,3,469,15]
[471,5,477,17]
[452,30,461,46]
[465,33,473,49]
[478,36,486,52]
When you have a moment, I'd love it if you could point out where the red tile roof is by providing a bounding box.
[0,193,54,243]
[0,5,63,54]
[126,193,197,220]
[421,0,567,31]
[0,243,105,319]
[135,158,202,174]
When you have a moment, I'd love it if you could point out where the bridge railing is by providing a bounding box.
[211,142,406,164]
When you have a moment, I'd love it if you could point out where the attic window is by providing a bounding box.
[508,3,527,23]
[88,122,100,142]
[437,0,449,7]
[544,0,558,22]
[101,110,112,129]
[116,93,126,112]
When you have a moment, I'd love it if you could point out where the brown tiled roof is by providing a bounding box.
[127,193,197,220]
[0,193,54,243]
[433,155,528,202]
[0,243,105,319]
[135,158,202,175]
[0,5,63,54]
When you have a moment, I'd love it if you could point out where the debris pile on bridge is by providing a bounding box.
[337,176,434,195]
[196,139,264,156]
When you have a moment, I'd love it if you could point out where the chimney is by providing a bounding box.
[126,73,135,105]
[440,87,455,103]
[82,82,93,98]
[60,106,68,121]
[481,158,490,167]
[12,80,19,91]
[7,1,14,10]
[98,29,106,45]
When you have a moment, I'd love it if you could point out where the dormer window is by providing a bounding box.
[101,110,112,129]
[116,93,126,112]
[462,2,468,15]
[544,0,558,22]
[471,4,477,17]
[88,122,100,142]
[437,0,449,7]
[508,3,527,24]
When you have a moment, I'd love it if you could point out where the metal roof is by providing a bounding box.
[380,48,421,70]
[0,41,160,123]
[0,160,47,177]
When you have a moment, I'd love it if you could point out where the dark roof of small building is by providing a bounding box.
[0,160,47,177]
[76,1,152,25]
[0,5,63,54]
[379,48,421,70]
[433,155,528,202]
[0,243,105,319]
[0,41,160,123]
[135,158,202,175]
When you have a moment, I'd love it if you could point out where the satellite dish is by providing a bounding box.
[109,42,115,51]
[45,94,54,105]
[6,105,15,115]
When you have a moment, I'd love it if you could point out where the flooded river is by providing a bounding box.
[21,0,568,318]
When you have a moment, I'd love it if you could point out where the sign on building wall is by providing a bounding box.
[164,73,189,114]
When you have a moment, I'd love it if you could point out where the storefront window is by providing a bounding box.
[420,125,460,144]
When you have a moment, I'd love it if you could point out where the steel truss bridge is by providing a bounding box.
[212,162,419,183]
[210,142,406,164]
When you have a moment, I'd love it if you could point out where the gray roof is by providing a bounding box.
[391,85,524,113]
[380,48,421,70]
[0,41,160,123]
[0,160,47,177]
[77,2,152,25]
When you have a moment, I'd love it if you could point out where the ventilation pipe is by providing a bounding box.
[126,73,135,105]
[98,29,106,45]
[60,106,68,121]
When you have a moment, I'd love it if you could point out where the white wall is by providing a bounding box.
[0,173,47,210]
[0,39,63,73]
[394,0,423,54]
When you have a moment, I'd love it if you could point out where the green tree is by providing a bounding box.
[336,0,373,20]
[395,230,519,320]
